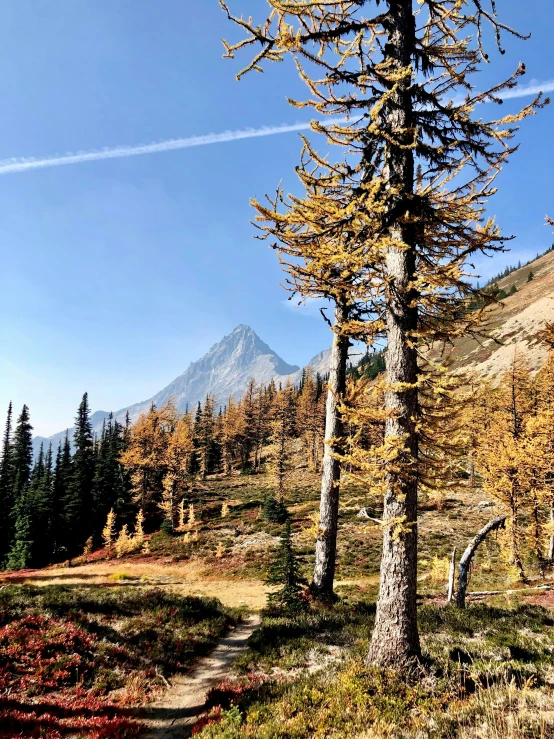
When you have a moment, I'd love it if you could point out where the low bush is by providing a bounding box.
[0,585,234,738]
[195,602,554,738]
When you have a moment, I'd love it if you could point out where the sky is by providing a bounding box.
[1,1,553,437]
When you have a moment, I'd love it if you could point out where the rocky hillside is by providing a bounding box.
[449,247,554,378]
[120,324,301,422]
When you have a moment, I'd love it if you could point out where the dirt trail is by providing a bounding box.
[139,615,260,738]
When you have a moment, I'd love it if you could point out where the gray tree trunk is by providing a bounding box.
[311,300,349,598]
[548,501,554,564]
[447,547,457,603]
[367,0,420,667]
[456,515,506,608]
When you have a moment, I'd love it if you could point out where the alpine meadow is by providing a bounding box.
[1,2,554,738]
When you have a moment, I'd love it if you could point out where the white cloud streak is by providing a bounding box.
[0,80,551,177]
[499,80,554,100]
[0,117,346,177]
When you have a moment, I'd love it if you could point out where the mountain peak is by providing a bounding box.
[33,325,324,456]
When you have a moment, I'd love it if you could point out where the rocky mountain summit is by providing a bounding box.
[33,325,322,454]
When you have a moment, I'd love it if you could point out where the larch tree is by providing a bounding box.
[161,413,195,529]
[120,402,172,522]
[221,0,543,665]
[534,322,554,562]
[220,397,247,475]
[268,382,295,503]
[249,147,376,600]
[297,368,325,472]
[477,356,534,581]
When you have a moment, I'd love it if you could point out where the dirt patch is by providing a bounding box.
[0,560,271,610]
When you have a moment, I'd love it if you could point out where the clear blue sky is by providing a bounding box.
[1,1,553,436]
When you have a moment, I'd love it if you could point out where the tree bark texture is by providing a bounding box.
[311,301,349,598]
[367,0,420,667]
[456,515,506,609]
[548,501,554,564]
[447,547,457,603]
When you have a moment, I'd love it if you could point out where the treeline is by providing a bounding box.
[481,242,554,288]
[118,371,328,530]
[0,394,132,570]
[0,369,330,569]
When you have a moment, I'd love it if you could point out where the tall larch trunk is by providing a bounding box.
[367,0,420,666]
[311,300,349,598]
[530,486,545,577]
[549,500,554,563]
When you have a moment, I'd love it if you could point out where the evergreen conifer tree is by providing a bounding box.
[33,443,54,567]
[0,402,15,565]
[52,433,72,558]
[6,442,45,570]
[6,486,34,570]
[11,404,33,502]
[266,520,306,611]
[65,393,95,554]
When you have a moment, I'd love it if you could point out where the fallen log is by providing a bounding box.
[466,583,553,600]
[457,514,507,609]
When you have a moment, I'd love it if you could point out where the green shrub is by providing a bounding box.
[160,519,173,536]
[266,521,307,612]
[262,496,289,523]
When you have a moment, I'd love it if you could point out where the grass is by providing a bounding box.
[0,585,236,738]
[5,470,553,737]
[193,601,554,738]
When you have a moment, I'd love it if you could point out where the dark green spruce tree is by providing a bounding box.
[109,419,133,526]
[0,402,15,565]
[11,404,33,502]
[4,405,34,568]
[6,442,44,570]
[33,443,54,566]
[91,415,132,539]
[65,393,95,555]
[52,433,72,558]
[91,419,110,539]
[266,520,306,611]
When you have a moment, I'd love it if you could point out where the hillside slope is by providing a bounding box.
[449,248,554,378]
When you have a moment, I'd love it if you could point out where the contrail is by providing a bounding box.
[0,117,346,176]
[0,80,551,177]
[499,80,554,100]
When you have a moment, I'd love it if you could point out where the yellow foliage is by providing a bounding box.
[102,509,116,551]
[82,537,93,559]
[115,525,132,559]
[428,556,450,584]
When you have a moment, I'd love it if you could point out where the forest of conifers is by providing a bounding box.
[2,329,554,588]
